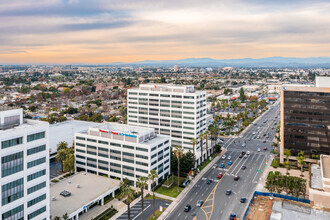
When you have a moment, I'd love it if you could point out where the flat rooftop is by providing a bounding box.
[0,119,46,134]
[321,155,330,179]
[49,120,101,154]
[283,86,330,93]
[50,172,120,217]
[311,164,323,190]
[130,84,204,94]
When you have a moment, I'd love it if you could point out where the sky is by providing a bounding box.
[1,0,330,64]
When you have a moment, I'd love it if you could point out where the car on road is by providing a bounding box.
[264,147,268,151]
[230,213,237,220]
[246,151,250,155]
[243,154,248,158]
[196,200,204,207]
[234,175,239,181]
[222,155,226,159]
[227,156,232,160]
[217,172,223,179]
[226,190,232,195]
[220,163,225,168]
[228,161,233,165]
[241,165,246,170]
[184,204,191,212]
[263,140,266,143]
[257,148,261,152]
[239,154,243,158]
[252,132,256,135]
[240,197,246,203]
[241,151,246,155]
[206,179,212,184]
[219,138,225,143]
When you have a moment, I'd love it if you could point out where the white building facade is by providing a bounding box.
[0,107,50,220]
[127,84,208,164]
[74,123,170,190]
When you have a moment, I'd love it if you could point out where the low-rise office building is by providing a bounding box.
[74,123,170,190]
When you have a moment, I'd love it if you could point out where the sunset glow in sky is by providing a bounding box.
[1,0,330,64]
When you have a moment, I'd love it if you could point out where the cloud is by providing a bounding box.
[0,0,330,63]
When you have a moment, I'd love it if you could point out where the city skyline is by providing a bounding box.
[1,0,330,64]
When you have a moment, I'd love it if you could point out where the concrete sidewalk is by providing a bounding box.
[158,149,227,220]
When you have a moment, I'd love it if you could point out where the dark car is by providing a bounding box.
[239,154,243,158]
[264,147,268,150]
[234,175,239,181]
[207,179,212,184]
[263,140,266,143]
[226,190,232,195]
[240,197,246,203]
[241,165,246,170]
[241,151,246,155]
[184,204,191,212]
[230,213,237,220]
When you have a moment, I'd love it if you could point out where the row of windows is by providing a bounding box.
[27,145,46,156]
[28,194,46,207]
[1,137,23,149]
[28,206,46,220]
[1,152,24,178]
[27,169,46,182]
[28,157,46,169]
[27,181,46,195]
[2,204,24,220]
[27,132,45,142]
[2,178,24,205]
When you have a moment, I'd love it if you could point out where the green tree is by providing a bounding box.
[297,151,306,177]
[137,176,147,220]
[190,138,197,164]
[284,149,291,162]
[63,148,75,174]
[204,131,210,158]
[148,170,158,217]
[198,133,205,163]
[173,146,184,193]
[119,178,135,220]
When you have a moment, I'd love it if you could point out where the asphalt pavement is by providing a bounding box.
[166,101,280,220]
[117,199,171,220]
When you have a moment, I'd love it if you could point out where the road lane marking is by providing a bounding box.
[200,156,240,220]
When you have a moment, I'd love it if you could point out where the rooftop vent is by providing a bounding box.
[77,184,80,188]
[52,197,56,201]
[60,190,71,197]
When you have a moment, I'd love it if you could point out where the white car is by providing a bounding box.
[246,151,250,155]
[252,132,256,135]
[222,155,226,159]
[228,156,232,160]
[257,148,261,152]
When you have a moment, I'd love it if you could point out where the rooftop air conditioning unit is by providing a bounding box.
[77,184,80,188]
[52,197,56,201]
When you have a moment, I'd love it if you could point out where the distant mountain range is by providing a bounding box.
[108,56,330,68]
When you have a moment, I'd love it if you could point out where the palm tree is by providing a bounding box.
[297,151,306,177]
[119,178,135,220]
[173,146,184,192]
[284,149,291,162]
[204,131,210,158]
[190,138,197,166]
[198,133,205,163]
[55,149,67,172]
[148,170,158,217]
[137,176,147,220]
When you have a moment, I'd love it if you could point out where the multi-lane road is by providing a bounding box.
[166,102,280,220]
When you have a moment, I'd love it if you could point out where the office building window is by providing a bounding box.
[1,152,24,177]
[2,178,24,205]
[27,145,46,155]
[27,194,46,207]
[27,169,46,182]
[27,157,46,168]
[28,206,46,220]
[27,132,45,142]
[27,181,46,195]
[1,137,23,149]
[2,204,24,220]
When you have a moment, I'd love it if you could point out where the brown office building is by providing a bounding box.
[280,86,330,162]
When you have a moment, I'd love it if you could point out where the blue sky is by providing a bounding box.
[1,0,330,64]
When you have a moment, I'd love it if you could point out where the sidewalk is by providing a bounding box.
[158,149,227,220]
[110,196,142,220]
[81,199,124,220]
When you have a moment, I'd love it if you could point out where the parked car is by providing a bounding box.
[217,172,223,179]
[184,204,191,212]
[196,200,204,207]
[226,190,232,195]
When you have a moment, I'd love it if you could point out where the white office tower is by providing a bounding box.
[0,107,50,220]
[127,84,208,164]
[74,123,170,190]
